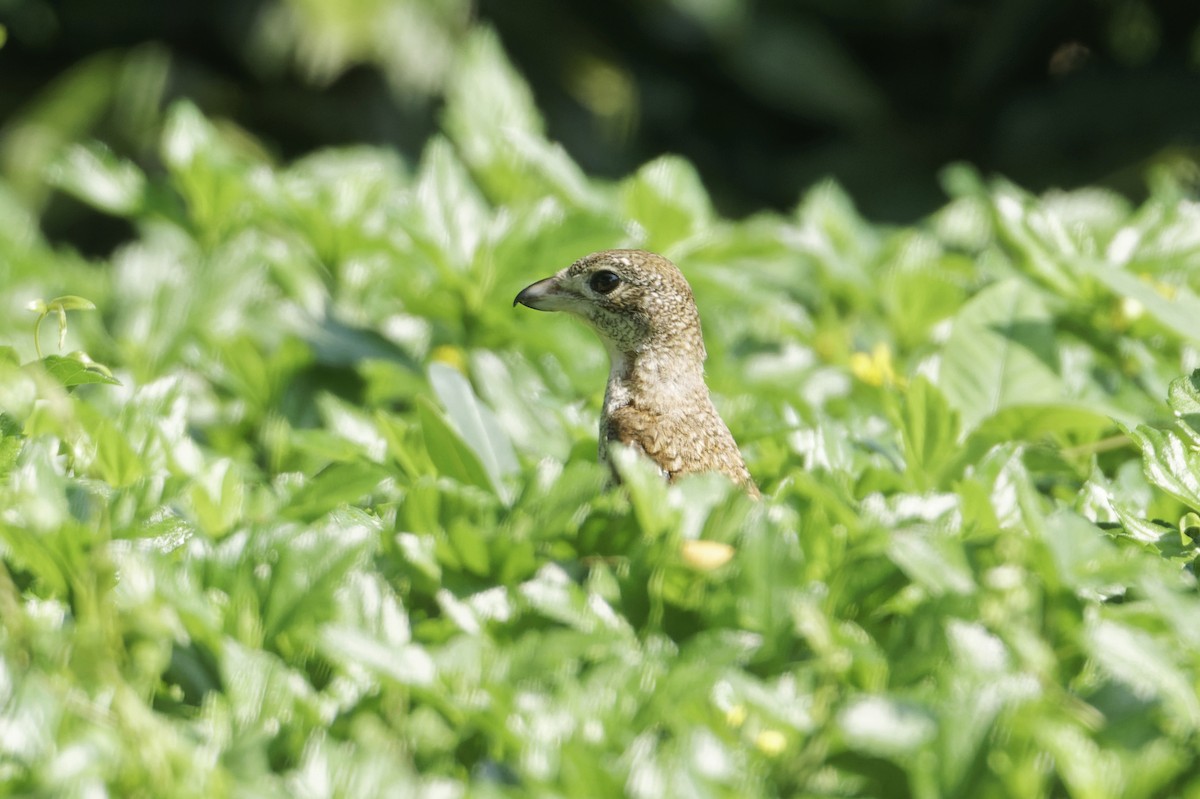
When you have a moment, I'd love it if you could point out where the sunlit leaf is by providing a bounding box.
[837,695,937,758]
[417,395,495,496]
[36,355,121,387]
[86,409,144,487]
[319,627,435,687]
[47,143,146,215]
[621,156,714,251]
[261,508,380,641]
[281,461,390,521]
[1084,618,1200,728]
[1093,267,1200,345]
[1167,369,1200,447]
[891,376,961,490]
[1126,423,1200,511]
[429,362,517,501]
[408,138,489,269]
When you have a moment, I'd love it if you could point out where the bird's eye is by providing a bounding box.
[589,270,620,295]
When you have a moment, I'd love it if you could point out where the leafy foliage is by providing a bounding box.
[3,28,1200,799]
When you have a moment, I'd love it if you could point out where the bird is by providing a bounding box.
[514,249,760,497]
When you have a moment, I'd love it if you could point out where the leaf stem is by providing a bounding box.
[1059,434,1135,459]
[32,310,45,360]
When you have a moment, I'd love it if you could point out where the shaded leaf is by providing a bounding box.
[417,395,495,496]
[938,280,1065,432]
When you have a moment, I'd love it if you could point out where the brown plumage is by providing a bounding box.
[514,249,760,497]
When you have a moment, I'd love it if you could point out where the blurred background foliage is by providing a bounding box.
[3,0,1200,256]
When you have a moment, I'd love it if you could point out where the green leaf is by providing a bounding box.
[319,627,435,687]
[1037,509,1128,592]
[219,640,309,729]
[1084,618,1200,729]
[937,279,1066,432]
[187,459,244,538]
[442,27,598,206]
[887,529,974,597]
[160,99,263,237]
[880,242,972,347]
[1167,370,1200,447]
[1092,267,1200,345]
[429,363,517,501]
[468,351,571,460]
[609,444,678,538]
[444,28,541,152]
[161,100,216,172]
[261,508,380,641]
[1167,370,1200,415]
[281,461,390,521]
[987,183,1082,295]
[47,143,146,215]
[407,138,490,269]
[0,440,76,591]
[44,295,97,312]
[891,377,961,490]
[0,413,23,477]
[621,156,714,251]
[518,563,634,634]
[1125,423,1200,511]
[396,532,441,585]
[969,403,1119,448]
[36,355,121,387]
[417,395,495,496]
[445,518,491,577]
[792,180,879,286]
[837,695,937,759]
[87,411,144,488]
[315,393,388,461]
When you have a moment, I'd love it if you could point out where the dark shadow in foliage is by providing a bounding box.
[157,641,223,713]
[7,0,1200,248]
[988,318,1061,375]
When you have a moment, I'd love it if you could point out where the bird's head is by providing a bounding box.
[514,250,705,362]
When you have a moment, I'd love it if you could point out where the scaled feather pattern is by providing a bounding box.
[515,249,759,497]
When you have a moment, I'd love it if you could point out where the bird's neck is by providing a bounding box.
[603,333,709,414]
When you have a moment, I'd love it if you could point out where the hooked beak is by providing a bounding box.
[513,276,566,311]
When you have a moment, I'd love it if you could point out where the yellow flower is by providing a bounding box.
[755,729,788,756]
[850,342,903,387]
[680,540,735,571]
[430,345,468,373]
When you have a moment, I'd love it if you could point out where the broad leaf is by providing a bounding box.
[429,362,517,501]
[938,279,1065,432]
[417,395,496,497]
[1125,423,1200,511]
[37,355,121,387]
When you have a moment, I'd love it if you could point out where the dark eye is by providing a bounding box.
[589,270,620,294]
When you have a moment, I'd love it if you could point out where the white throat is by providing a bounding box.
[602,342,708,416]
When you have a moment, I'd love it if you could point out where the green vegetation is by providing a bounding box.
[4,29,1200,798]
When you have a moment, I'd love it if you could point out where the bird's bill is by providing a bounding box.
[513,275,576,312]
